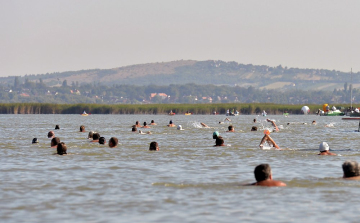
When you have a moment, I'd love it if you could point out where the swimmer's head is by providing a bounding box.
[48,131,55,138]
[251,126,258,131]
[88,131,95,139]
[213,131,219,139]
[177,125,183,130]
[109,137,118,148]
[319,142,329,152]
[51,137,60,147]
[132,125,137,132]
[55,125,60,130]
[228,125,234,131]
[92,133,100,140]
[254,164,272,182]
[99,137,106,145]
[343,160,360,178]
[215,136,224,146]
[169,120,173,124]
[143,122,147,126]
[57,142,67,155]
[32,138,39,144]
[151,120,155,124]
[149,141,159,151]
[80,125,85,132]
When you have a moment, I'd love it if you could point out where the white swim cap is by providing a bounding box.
[177,125,183,130]
[319,142,329,152]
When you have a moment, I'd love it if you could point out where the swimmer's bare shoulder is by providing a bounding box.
[344,176,360,180]
[248,180,286,187]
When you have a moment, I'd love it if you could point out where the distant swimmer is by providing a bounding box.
[318,142,336,156]
[312,120,317,125]
[266,119,279,132]
[88,131,95,139]
[150,120,157,125]
[342,161,360,180]
[251,126,258,131]
[325,123,335,127]
[225,118,231,122]
[227,125,235,132]
[132,126,137,132]
[142,122,150,128]
[167,120,175,127]
[108,137,118,148]
[99,137,106,145]
[91,133,100,142]
[253,118,257,123]
[135,121,141,127]
[57,142,67,155]
[249,164,286,187]
[214,136,225,146]
[80,125,86,132]
[32,138,39,144]
[177,125,184,130]
[48,131,55,139]
[51,137,60,148]
[259,130,280,149]
[149,141,159,151]
[55,125,60,130]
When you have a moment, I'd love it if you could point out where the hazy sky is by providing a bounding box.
[1,0,360,77]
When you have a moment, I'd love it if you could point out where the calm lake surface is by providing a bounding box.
[1,114,359,222]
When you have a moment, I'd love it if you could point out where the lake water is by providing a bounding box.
[1,114,359,222]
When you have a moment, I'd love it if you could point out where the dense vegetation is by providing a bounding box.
[1,103,354,115]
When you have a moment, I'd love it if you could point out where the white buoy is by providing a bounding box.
[301,106,310,115]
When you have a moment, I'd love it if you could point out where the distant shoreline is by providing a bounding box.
[0,103,355,115]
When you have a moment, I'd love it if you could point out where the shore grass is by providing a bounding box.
[0,103,356,115]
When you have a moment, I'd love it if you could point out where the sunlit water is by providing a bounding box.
[1,114,360,222]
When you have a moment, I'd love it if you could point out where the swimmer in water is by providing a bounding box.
[135,121,141,127]
[312,120,317,125]
[259,131,280,149]
[91,133,100,142]
[80,125,86,132]
[48,131,55,138]
[55,125,60,130]
[108,137,118,148]
[266,119,279,132]
[167,120,175,127]
[51,137,60,148]
[227,125,235,132]
[342,161,360,180]
[150,120,157,125]
[142,122,150,128]
[149,141,159,151]
[249,164,286,187]
[214,136,225,146]
[132,125,137,132]
[251,126,258,131]
[99,137,106,145]
[57,142,67,155]
[318,142,336,155]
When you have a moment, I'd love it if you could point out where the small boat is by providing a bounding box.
[185,113,192,115]
[262,110,267,116]
[81,111,89,116]
[169,110,175,115]
[342,117,360,120]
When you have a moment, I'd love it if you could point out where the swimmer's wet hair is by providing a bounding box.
[149,141,158,151]
[48,131,54,138]
[343,161,360,177]
[55,125,60,130]
[92,133,100,140]
[251,126,257,131]
[99,137,106,145]
[228,125,234,131]
[109,137,118,148]
[215,136,224,146]
[80,125,85,132]
[88,131,95,139]
[132,126,137,132]
[57,142,67,155]
[51,137,60,147]
[254,164,271,182]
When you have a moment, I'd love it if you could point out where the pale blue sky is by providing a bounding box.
[1,0,359,77]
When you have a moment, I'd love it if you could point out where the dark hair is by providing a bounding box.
[253,119,256,123]
[228,125,233,131]
[109,137,118,148]
[55,125,60,130]
[169,120,173,124]
[136,121,139,125]
[251,126,258,131]
[80,125,85,132]
[51,137,60,147]
[151,120,155,123]
[57,142,67,155]
[99,137,106,145]
[132,126,137,132]
[343,161,360,178]
[48,131,54,138]
[149,141,159,151]
[143,122,147,126]
[215,136,224,146]
[254,164,271,182]
[92,133,100,140]
[32,138,39,144]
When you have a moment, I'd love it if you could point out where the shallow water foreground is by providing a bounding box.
[0,114,359,222]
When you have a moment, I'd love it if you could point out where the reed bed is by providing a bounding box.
[0,103,356,115]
